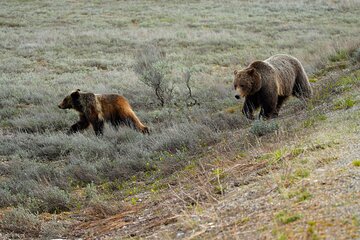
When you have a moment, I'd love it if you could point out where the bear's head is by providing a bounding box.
[233,68,261,99]
[58,89,82,111]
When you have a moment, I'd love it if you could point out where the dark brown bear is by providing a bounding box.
[233,54,312,119]
[58,89,149,135]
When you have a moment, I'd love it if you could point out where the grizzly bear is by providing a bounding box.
[58,89,149,135]
[233,54,312,119]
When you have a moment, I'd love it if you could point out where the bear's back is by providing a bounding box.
[265,54,302,96]
[264,54,302,73]
[249,54,303,96]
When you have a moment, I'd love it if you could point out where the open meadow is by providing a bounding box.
[0,0,359,238]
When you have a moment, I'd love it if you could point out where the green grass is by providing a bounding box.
[306,221,320,240]
[335,71,360,91]
[307,69,360,110]
[275,210,302,225]
[288,188,312,203]
[352,160,360,167]
[303,115,326,128]
[329,50,349,62]
[333,97,357,110]
[277,233,288,240]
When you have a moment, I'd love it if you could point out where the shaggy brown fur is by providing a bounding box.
[58,89,149,135]
[233,54,312,119]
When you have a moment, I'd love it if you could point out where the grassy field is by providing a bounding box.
[0,0,359,238]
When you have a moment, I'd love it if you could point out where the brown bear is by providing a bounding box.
[58,89,149,135]
[233,54,312,119]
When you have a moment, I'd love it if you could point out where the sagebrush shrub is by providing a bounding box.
[0,207,41,236]
[250,120,279,136]
[134,45,173,107]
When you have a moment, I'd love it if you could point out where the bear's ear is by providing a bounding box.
[248,68,256,76]
[234,70,238,75]
[71,90,80,99]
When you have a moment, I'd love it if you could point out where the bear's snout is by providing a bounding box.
[235,94,240,99]
[58,103,66,109]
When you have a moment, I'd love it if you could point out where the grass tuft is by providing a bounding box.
[352,160,360,167]
[275,210,302,225]
[333,97,356,110]
[288,188,312,203]
[250,120,279,137]
[329,50,349,62]
[306,221,320,240]
[303,114,327,128]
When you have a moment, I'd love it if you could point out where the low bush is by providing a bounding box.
[0,207,41,237]
[250,120,279,136]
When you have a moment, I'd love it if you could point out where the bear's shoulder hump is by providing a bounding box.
[249,60,269,70]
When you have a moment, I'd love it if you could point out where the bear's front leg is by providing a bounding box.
[67,115,90,134]
[242,96,259,120]
[259,108,277,120]
[242,107,255,120]
[92,120,104,136]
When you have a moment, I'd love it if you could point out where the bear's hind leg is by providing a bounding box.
[259,96,278,120]
[274,96,288,117]
[127,111,149,134]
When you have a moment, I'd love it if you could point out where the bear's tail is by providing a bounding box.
[294,64,312,99]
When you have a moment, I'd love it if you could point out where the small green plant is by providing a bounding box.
[275,210,302,225]
[273,149,285,162]
[306,221,319,240]
[130,197,138,205]
[352,160,360,167]
[291,147,305,157]
[277,233,288,240]
[259,148,288,165]
[333,97,356,110]
[281,168,310,186]
[288,188,312,202]
[271,229,288,240]
[212,168,225,195]
[308,77,318,83]
[335,75,359,91]
[296,191,312,202]
[257,153,273,162]
[329,50,348,62]
[303,119,314,128]
[184,162,197,173]
[352,216,360,227]
[85,182,98,201]
[303,114,327,128]
[236,217,250,225]
[150,180,167,193]
[318,156,338,165]
[294,168,310,179]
